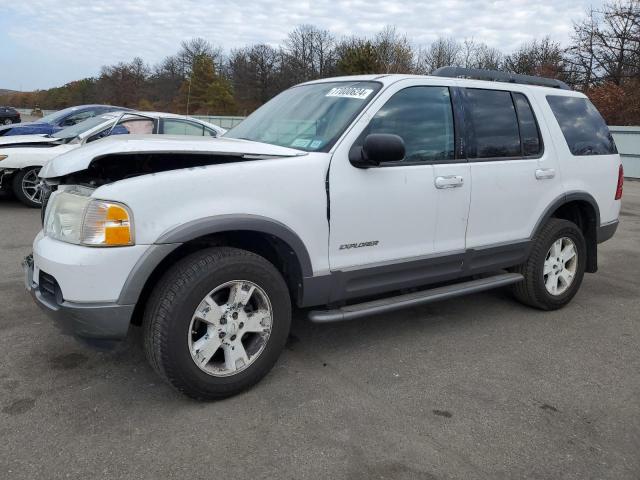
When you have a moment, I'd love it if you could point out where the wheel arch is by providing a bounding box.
[532,192,600,273]
[120,215,313,325]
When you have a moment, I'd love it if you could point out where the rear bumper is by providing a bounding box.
[598,219,619,244]
[23,254,133,344]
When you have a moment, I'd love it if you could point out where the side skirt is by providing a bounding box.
[300,240,530,307]
[308,272,524,323]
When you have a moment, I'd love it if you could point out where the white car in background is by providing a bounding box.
[0,111,225,207]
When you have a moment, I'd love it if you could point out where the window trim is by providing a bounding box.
[461,88,544,163]
[355,85,461,168]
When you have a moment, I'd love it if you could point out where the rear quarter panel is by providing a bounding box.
[531,89,622,225]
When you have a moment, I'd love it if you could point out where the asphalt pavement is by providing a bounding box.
[0,182,639,479]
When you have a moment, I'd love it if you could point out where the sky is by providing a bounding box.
[0,0,601,91]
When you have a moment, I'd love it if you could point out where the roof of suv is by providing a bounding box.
[302,74,585,98]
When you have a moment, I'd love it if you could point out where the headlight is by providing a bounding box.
[44,190,134,247]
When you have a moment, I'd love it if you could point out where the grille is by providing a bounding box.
[39,271,58,300]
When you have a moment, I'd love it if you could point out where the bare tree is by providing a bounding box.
[591,0,639,84]
[177,38,223,76]
[504,37,565,78]
[566,8,600,89]
[458,39,504,69]
[415,37,461,73]
[283,25,336,83]
[229,44,281,113]
[374,26,414,73]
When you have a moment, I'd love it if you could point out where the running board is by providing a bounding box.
[308,272,524,323]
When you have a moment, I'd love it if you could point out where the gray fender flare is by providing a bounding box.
[117,214,313,305]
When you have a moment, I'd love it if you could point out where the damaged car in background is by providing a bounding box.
[0,104,127,137]
[0,111,225,207]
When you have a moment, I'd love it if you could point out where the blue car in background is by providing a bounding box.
[0,104,130,136]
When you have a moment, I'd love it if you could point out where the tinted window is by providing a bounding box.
[547,96,616,155]
[362,86,455,162]
[163,120,206,136]
[513,93,542,156]
[466,89,520,158]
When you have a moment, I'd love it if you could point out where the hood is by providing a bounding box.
[0,122,57,137]
[40,134,306,179]
[0,134,60,147]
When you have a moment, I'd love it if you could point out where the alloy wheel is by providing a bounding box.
[543,237,578,295]
[188,280,273,377]
[21,168,43,204]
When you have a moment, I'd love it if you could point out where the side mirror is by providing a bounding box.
[349,133,405,168]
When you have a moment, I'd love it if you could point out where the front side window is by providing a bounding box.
[225,81,381,152]
[358,86,455,163]
[466,89,521,158]
[163,119,206,136]
[546,95,616,156]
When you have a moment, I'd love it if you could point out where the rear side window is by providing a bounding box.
[546,96,617,155]
[465,89,521,158]
[513,93,542,156]
[163,119,206,136]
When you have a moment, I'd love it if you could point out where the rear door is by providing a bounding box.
[463,87,561,264]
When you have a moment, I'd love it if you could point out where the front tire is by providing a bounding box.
[12,167,43,208]
[511,218,586,310]
[143,247,292,400]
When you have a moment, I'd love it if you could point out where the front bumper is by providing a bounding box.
[23,254,134,343]
[0,168,17,189]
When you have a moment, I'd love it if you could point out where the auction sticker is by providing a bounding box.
[291,138,311,148]
[326,87,374,99]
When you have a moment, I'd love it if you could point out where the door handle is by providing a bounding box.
[535,168,556,180]
[435,175,464,189]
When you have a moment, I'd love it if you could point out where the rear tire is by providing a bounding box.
[12,167,43,208]
[143,247,292,400]
[511,218,586,310]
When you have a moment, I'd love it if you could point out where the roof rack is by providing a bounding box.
[432,66,571,90]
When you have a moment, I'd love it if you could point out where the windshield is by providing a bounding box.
[52,114,118,139]
[39,106,84,125]
[225,81,381,152]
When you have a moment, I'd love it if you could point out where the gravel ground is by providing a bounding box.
[0,182,638,480]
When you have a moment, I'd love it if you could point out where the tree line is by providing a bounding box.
[2,0,638,125]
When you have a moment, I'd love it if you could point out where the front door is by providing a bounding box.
[328,80,471,300]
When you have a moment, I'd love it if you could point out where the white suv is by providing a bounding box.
[24,68,623,400]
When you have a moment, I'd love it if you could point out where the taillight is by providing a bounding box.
[615,164,624,200]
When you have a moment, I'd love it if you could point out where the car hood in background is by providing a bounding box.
[0,134,60,147]
[0,122,59,137]
[39,134,307,178]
